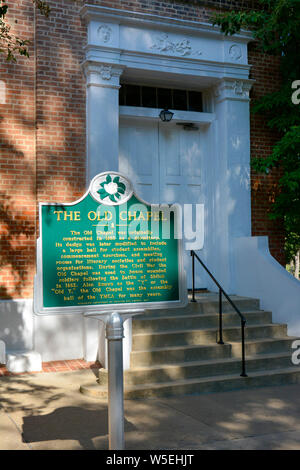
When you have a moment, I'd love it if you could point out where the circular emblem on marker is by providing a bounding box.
[89,172,133,205]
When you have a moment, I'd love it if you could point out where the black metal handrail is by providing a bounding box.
[191,250,247,377]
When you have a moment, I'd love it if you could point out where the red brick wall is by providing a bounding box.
[0,1,36,299]
[248,43,285,265]
[0,0,87,300]
[35,1,86,204]
[0,0,284,300]
[85,0,260,21]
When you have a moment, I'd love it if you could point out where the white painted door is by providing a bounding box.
[119,116,205,288]
[159,121,202,205]
[119,118,160,203]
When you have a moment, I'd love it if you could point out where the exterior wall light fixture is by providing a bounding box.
[159,108,174,122]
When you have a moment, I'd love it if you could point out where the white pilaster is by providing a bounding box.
[84,63,124,182]
[212,78,254,292]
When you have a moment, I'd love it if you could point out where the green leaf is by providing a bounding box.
[97,188,107,196]
[118,182,126,191]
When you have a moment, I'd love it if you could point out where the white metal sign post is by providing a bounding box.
[106,311,125,450]
[85,310,145,450]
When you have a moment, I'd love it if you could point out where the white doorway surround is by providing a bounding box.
[81,4,254,294]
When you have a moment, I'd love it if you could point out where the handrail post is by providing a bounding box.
[240,318,248,377]
[217,288,224,345]
[191,251,196,302]
[190,250,247,378]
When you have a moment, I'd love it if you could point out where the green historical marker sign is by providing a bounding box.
[34,172,187,315]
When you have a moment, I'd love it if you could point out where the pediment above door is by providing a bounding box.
[80,4,253,86]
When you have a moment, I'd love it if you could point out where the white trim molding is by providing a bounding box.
[214,78,255,103]
[119,105,215,123]
[83,63,124,89]
[80,5,253,43]
[80,4,253,88]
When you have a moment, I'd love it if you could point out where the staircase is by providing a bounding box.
[80,291,300,399]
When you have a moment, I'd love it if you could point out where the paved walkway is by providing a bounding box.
[1,368,300,450]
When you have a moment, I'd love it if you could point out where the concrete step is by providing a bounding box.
[132,324,288,350]
[131,334,296,367]
[130,342,232,367]
[98,352,293,386]
[80,367,300,399]
[187,293,261,312]
[132,310,273,334]
[141,294,260,318]
[230,337,298,357]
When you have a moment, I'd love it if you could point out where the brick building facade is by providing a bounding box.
[0,0,290,364]
[0,0,284,303]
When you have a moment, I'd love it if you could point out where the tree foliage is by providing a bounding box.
[212,0,300,262]
[0,0,50,61]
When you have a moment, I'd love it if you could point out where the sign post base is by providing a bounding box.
[106,311,125,450]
